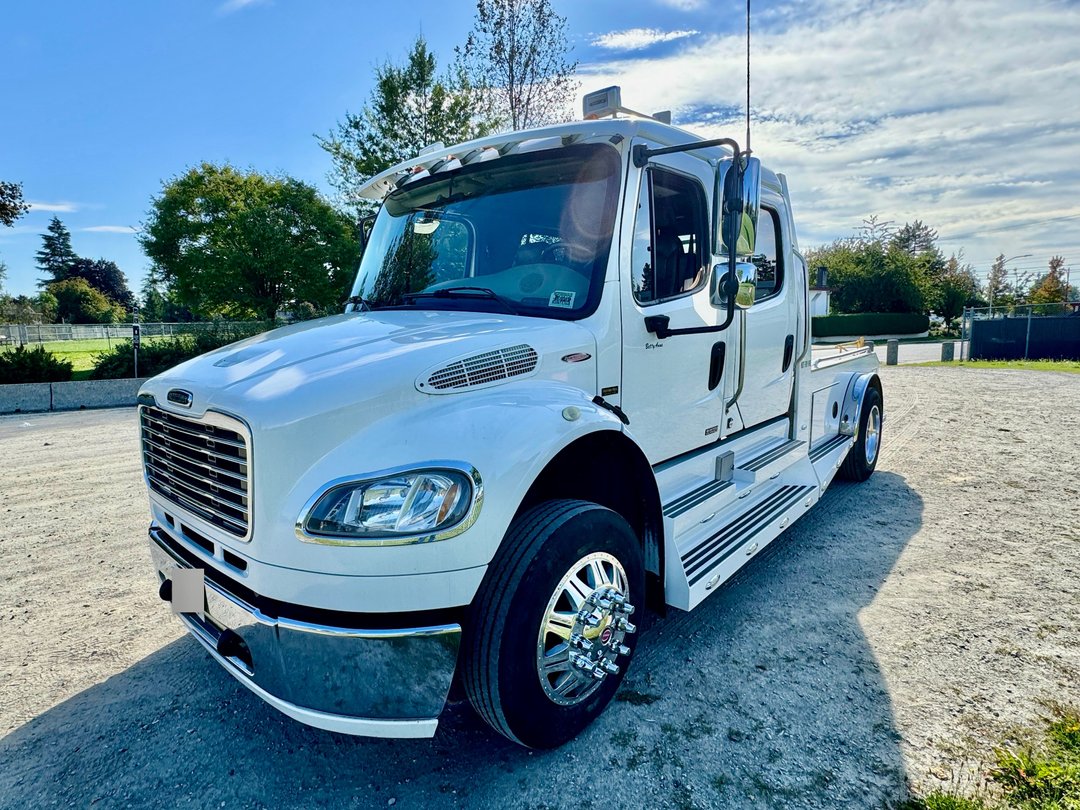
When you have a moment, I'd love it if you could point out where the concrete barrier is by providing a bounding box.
[940,341,955,361]
[51,378,149,412]
[0,378,149,415]
[0,382,53,414]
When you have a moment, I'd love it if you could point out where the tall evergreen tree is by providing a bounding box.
[35,216,78,283]
[458,0,578,131]
[318,37,494,214]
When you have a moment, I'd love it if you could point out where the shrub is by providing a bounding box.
[89,323,269,379]
[812,312,930,338]
[0,344,74,384]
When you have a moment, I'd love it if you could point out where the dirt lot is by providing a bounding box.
[2,367,1078,809]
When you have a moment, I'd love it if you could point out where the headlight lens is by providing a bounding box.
[303,470,473,538]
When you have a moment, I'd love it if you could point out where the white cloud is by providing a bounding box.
[658,0,706,10]
[218,0,268,14]
[578,0,1080,271]
[592,28,700,51]
[28,201,78,213]
[81,225,138,234]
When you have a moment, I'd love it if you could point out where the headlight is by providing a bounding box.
[299,467,479,544]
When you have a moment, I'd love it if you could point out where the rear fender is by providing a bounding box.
[839,372,883,436]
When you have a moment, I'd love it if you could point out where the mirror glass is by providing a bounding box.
[714,156,762,259]
[711,261,757,310]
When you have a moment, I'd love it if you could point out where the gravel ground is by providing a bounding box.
[1,367,1078,809]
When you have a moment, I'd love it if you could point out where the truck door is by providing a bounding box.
[619,153,730,464]
[732,200,799,428]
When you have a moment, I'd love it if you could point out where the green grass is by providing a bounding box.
[913,359,1080,373]
[903,705,1080,810]
[2,337,169,374]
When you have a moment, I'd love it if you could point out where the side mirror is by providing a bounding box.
[358,214,376,254]
[734,262,757,310]
[715,156,762,258]
[711,261,758,310]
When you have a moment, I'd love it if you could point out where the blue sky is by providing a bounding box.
[2,0,1078,298]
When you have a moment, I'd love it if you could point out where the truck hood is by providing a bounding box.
[140,310,597,425]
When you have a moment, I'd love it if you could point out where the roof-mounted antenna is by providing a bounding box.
[746,0,752,154]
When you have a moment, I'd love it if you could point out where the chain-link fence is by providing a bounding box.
[0,321,273,346]
[960,302,1080,360]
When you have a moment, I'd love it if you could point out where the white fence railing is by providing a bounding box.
[0,322,269,345]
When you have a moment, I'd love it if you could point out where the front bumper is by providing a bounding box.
[148,524,461,738]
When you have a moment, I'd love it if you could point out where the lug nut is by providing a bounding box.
[617,644,631,657]
[601,659,620,675]
[617,618,637,633]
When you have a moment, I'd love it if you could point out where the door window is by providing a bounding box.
[632,169,710,305]
[751,208,784,301]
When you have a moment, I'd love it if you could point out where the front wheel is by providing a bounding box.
[840,385,883,481]
[462,500,645,748]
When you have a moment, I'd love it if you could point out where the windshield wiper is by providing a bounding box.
[403,287,520,315]
[346,295,375,312]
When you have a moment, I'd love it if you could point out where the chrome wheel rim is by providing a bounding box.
[536,552,636,707]
[865,404,881,464]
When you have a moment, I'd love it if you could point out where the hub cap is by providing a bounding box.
[865,404,881,464]
[536,552,637,706]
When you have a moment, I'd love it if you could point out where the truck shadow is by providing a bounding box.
[1,471,921,809]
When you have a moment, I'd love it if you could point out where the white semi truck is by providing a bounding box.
[138,88,881,749]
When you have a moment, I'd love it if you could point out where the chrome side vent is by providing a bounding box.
[420,344,539,393]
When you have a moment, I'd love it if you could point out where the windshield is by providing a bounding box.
[349,143,621,318]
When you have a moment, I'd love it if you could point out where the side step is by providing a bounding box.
[809,434,850,463]
[734,439,805,482]
[665,483,818,610]
[663,479,733,519]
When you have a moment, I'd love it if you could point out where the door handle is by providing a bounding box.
[708,341,726,391]
[782,334,795,372]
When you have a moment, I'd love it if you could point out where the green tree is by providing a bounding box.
[67,257,134,308]
[985,254,1010,309]
[0,257,7,296]
[48,277,124,323]
[140,163,359,321]
[458,0,578,131]
[806,237,925,314]
[36,290,58,322]
[0,181,30,227]
[318,37,494,214]
[891,220,938,256]
[36,216,78,283]
[1028,255,1069,313]
[936,253,980,330]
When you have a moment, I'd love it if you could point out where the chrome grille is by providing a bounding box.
[426,344,539,391]
[140,405,251,539]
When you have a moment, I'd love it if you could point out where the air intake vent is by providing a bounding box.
[420,344,539,393]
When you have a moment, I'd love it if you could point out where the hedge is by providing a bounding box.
[812,312,930,338]
[0,344,74,384]
[90,323,268,379]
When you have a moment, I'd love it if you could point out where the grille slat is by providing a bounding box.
[144,458,248,503]
[141,424,246,465]
[145,471,248,524]
[141,412,246,450]
[141,406,251,539]
[141,436,247,488]
[425,344,539,392]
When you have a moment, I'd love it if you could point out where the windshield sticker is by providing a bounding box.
[549,290,576,309]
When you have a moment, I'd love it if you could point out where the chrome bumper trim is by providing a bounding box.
[148,524,460,737]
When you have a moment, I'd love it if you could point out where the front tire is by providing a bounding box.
[462,500,645,748]
[840,385,883,481]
